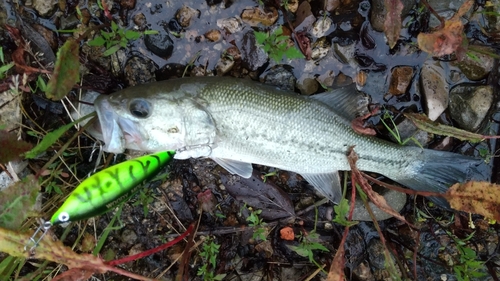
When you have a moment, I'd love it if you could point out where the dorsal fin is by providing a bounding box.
[310,84,369,121]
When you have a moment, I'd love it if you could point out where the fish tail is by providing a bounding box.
[394,148,482,208]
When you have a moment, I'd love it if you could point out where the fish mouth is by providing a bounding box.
[94,97,147,153]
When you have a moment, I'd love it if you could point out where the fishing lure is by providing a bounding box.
[27,151,175,250]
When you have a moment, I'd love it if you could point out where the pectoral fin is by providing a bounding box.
[212,158,253,178]
[301,172,342,203]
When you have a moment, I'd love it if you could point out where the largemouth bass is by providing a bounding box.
[91,77,480,206]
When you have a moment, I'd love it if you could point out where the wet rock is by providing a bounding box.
[155,63,186,80]
[420,60,449,121]
[120,0,136,10]
[388,66,414,96]
[123,56,157,86]
[294,2,315,31]
[296,76,319,95]
[167,18,183,34]
[316,70,336,88]
[355,70,367,87]
[332,42,356,66]
[206,0,222,6]
[175,6,200,28]
[283,0,298,13]
[351,188,407,221]
[132,13,146,27]
[370,0,416,32]
[368,239,401,278]
[32,0,58,17]
[311,17,334,38]
[484,0,500,33]
[428,0,468,28]
[260,65,296,91]
[189,65,208,77]
[241,7,278,26]
[324,0,340,12]
[449,85,494,131]
[60,14,81,30]
[215,56,234,76]
[121,229,138,245]
[107,48,127,77]
[204,29,221,42]
[217,17,244,34]
[394,118,431,147]
[240,31,268,71]
[453,46,495,81]
[144,31,174,58]
[311,37,330,61]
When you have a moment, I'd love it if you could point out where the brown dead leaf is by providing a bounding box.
[384,0,403,49]
[351,107,379,136]
[327,237,346,281]
[346,148,408,223]
[446,181,500,221]
[0,226,157,281]
[417,0,473,57]
[0,130,32,164]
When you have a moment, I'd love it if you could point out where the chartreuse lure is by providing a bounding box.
[27,151,175,251]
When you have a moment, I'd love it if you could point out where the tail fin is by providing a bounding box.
[394,148,482,208]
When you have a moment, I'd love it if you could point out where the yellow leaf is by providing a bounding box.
[447,181,500,221]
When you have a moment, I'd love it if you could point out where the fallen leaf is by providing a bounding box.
[4,25,51,75]
[404,113,500,143]
[347,147,408,223]
[327,237,345,281]
[417,0,473,57]
[294,30,312,60]
[197,189,217,215]
[446,181,500,221]
[384,0,403,49]
[0,223,194,280]
[351,107,379,136]
[45,39,80,101]
[221,170,295,220]
[0,130,32,163]
[0,175,39,230]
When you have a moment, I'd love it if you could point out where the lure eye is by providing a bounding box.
[58,212,70,223]
[129,99,151,118]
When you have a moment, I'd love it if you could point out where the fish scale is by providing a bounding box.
[92,77,481,207]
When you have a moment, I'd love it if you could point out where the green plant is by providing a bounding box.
[332,198,358,227]
[132,187,154,217]
[332,172,358,227]
[380,111,423,148]
[88,22,158,56]
[245,206,267,241]
[287,207,329,273]
[197,237,226,281]
[29,75,48,93]
[262,170,277,183]
[254,26,304,63]
[445,231,486,281]
[0,47,14,79]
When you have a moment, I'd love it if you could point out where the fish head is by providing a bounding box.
[93,91,188,153]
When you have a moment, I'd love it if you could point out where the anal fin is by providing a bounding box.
[212,158,253,178]
[301,172,342,204]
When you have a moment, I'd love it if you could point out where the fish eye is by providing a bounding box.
[129,99,151,118]
[58,212,70,223]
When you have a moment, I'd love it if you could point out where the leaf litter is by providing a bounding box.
[220,170,296,220]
